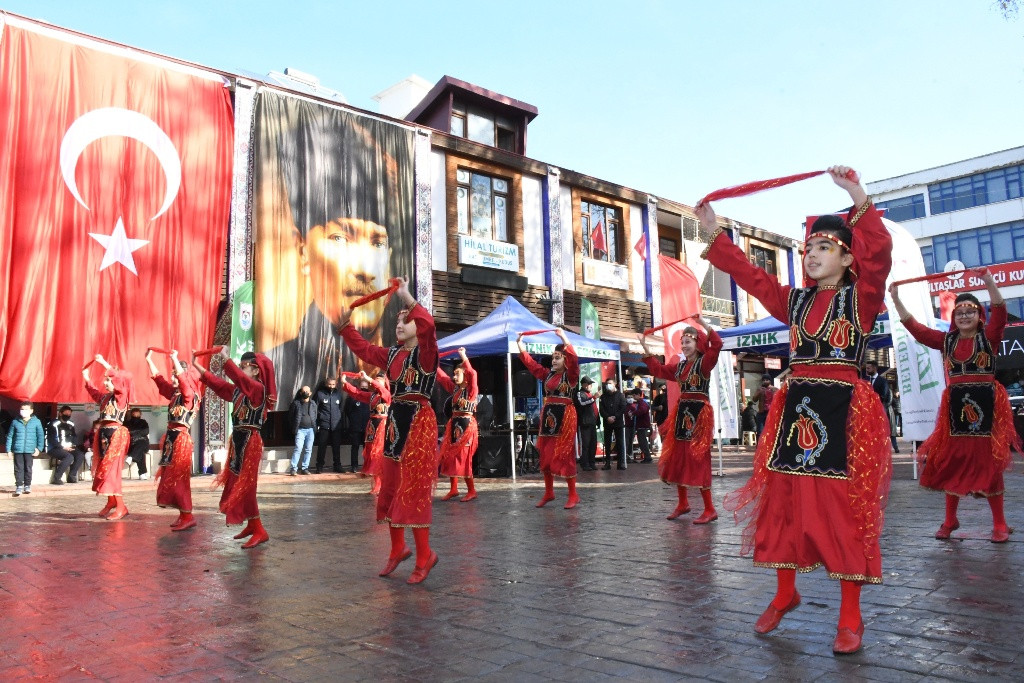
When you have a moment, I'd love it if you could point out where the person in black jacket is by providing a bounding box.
[574,377,599,470]
[124,408,150,480]
[650,382,669,426]
[313,377,345,473]
[864,361,898,453]
[288,386,317,475]
[344,379,372,473]
[48,405,85,484]
[599,379,627,470]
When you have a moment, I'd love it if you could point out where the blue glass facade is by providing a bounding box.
[876,194,926,222]
[928,163,1024,215]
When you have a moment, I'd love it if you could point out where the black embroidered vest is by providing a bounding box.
[387,345,436,400]
[944,331,996,377]
[788,284,870,369]
[675,355,710,396]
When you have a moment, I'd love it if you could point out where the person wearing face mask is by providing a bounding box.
[890,273,1020,543]
[625,388,653,464]
[195,348,277,549]
[599,379,627,470]
[313,376,345,473]
[518,328,581,507]
[147,349,202,532]
[574,377,600,471]
[288,385,317,475]
[83,354,135,520]
[338,276,442,584]
[7,401,44,496]
[642,316,722,523]
[437,347,480,502]
[751,375,777,443]
[48,405,84,485]
[697,165,892,655]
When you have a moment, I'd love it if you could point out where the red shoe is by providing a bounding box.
[754,592,801,634]
[379,548,412,577]
[170,515,185,528]
[407,551,439,584]
[172,517,197,532]
[991,526,1014,543]
[460,491,478,502]
[440,490,459,501]
[106,504,129,521]
[833,622,864,654]
[241,528,269,549]
[535,493,555,508]
[564,493,580,510]
[666,505,691,520]
[98,501,116,518]
[935,519,960,540]
[233,522,255,540]
[693,510,718,524]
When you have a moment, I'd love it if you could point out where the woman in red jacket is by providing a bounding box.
[518,328,580,509]
[438,347,480,502]
[642,315,722,523]
[341,371,391,495]
[698,166,891,655]
[83,354,134,521]
[890,272,1019,542]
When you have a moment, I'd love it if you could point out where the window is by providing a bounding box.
[928,163,1024,215]
[450,102,517,152]
[581,200,621,263]
[659,237,678,259]
[926,220,1024,271]
[456,169,509,241]
[749,244,777,276]
[682,217,702,243]
[875,194,926,222]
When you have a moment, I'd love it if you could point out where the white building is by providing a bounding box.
[867,146,1024,319]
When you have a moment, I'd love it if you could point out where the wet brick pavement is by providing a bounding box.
[1,445,1023,681]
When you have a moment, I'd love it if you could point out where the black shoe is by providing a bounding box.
[641,458,653,464]
[333,468,344,473]
[893,448,900,454]
[601,464,611,470]
[617,465,627,470]
[51,479,64,486]
[298,469,310,475]
[67,478,78,484]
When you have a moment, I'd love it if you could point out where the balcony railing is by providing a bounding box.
[701,294,735,317]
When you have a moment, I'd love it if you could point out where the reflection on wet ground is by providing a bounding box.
[1,449,1022,680]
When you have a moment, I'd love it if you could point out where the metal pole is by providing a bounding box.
[717,427,724,476]
[507,351,516,482]
[911,440,917,480]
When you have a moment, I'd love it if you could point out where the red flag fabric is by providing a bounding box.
[0,18,233,404]
[939,291,956,322]
[697,169,859,206]
[634,234,647,261]
[658,255,703,408]
[591,220,607,254]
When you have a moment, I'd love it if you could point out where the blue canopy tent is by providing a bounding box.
[437,296,620,480]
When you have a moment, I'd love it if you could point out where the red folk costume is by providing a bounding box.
[341,377,391,483]
[645,329,722,489]
[340,303,440,528]
[904,304,1020,502]
[437,359,480,480]
[520,344,580,480]
[705,202,892,584]
[202,354,276,546]
[86,370,133,510]
[152,368,201,523]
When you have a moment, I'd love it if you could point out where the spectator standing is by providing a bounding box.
[344,380,372,473]
[651,383,669,426]
[288,386,316,475]
[625,388,653,463]
[599,379,627,470]
[574,377,599,470]
[48,405,84,484]
[313,377,345,473]
[124,408,150,480]
[864,361,898,453]
[741,400,758,436]
[7,401,45,496]
[751,374,777,441]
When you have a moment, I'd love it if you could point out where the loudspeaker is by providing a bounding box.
[513,370,536,397]
[474,434,511,477]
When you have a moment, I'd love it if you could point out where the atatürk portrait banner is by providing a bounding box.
[253,91,416,401]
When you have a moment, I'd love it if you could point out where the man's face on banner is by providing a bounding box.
[301,217,390,330]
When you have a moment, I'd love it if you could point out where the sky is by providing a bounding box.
[2,0,1022,238]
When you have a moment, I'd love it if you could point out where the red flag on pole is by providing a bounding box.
[633,234,647,260]
[0,18,233,404]
[590,220,607,254]
[658,255,703,408]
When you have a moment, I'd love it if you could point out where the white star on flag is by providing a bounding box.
[89,217,149,275]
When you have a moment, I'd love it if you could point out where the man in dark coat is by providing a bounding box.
[864,360,898,453]
[48,405,85,484]
[599,379,627,470]
[574,377,599,470]
[344,379,372,473]
[313,377,345,473]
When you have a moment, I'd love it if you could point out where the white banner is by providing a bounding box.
[709,345,739,440]
[882,218,946,440]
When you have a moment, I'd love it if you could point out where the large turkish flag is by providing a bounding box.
[658,255,703,406]
[0,17,233,404]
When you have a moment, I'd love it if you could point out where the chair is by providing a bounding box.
[742,431,757,447]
